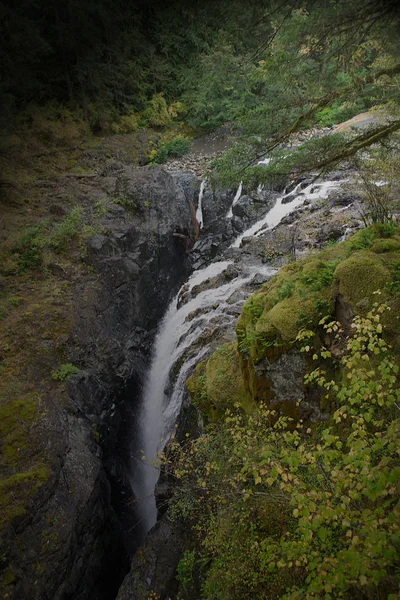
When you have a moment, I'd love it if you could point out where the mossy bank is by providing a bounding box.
[188,224,400,422]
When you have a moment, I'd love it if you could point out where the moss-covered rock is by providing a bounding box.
[186,343,253,420]
[333,252,390,308]
[232,226,400,412]
[371,238,400,254]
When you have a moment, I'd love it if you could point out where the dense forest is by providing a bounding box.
[1,1,400,599]
[1,0,400,174]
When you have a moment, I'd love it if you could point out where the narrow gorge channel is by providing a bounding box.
[127,171,344,554]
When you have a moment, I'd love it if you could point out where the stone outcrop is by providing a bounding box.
[116,519,184,600]
[0,166,202,600]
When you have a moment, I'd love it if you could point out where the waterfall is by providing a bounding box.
[132,260,246,532]
[232,179,340,248]
[195,180,206,229]
[226,181,243,218]
[132,174,343,537]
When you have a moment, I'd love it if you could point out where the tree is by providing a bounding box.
[211,0,400,188]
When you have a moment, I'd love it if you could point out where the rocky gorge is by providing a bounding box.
[1,120,399,600]
[0,137,293,599]
[113,165,378,598]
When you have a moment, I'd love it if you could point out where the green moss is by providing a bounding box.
[238,257,336,361]
[371,238,400,254]
[333,252,390,309]
[0,467,49,527]
[238,241,399,365]
[187,343,253,420]
[0,397,39,462]
[232,230,400,413]
[0,396,50,528]
[1,568,16,586]
[266,296,317,342]
[205,343,251,408]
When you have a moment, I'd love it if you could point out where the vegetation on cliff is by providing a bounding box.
[1,0,400,597]
[165,226,400,599]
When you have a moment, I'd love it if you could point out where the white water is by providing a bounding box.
[226,182,243,218]
[232,179,340,247]
[133,174,343,534]
[195,180,206,229]
[133,260,269,531]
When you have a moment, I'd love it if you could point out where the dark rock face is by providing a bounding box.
[116,519,184,600]
[189,186,278,269]
[201,187,235,226]
[3,167,200,600]
[64,167,200,594]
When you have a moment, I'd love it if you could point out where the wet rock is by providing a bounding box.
[116,519,184,600]
[232,195,255,218]
[327,187,362,208]
[251,272,272,286]
[225,264,239,280]
[202,188,236,225]
[335,293,354,334]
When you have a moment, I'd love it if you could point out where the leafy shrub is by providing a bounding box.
[141,93,170,127]
[50,207,83,251]
[14,225,46,271]
[112,195,138,212]
[87,102,118,133]
[373,221,397,238]
[176,550,196,591]
[167,305,400,600]
[346,227,376,250]
[17,246,42,271]
[386,262,400,293]
[17,103,89,147]
[168,101,187,119]
[300,260,339,290]
[315,99,365,127]
[93,200,107,217]
[275,280,295,300]
[150,136,192,164]
[51,363,79,381]
[111,112,140,134]
[355,146,400,225]
[7,297,23,308]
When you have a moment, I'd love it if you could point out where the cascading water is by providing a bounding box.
[226,181,243,218]
[232,179,340,247]
[195,179,206,229]
[131,260,259,532]
[132,174,342,537]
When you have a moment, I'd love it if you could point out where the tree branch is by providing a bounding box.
[240,63,400,170]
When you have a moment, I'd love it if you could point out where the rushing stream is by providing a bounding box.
[132,175,341,535]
